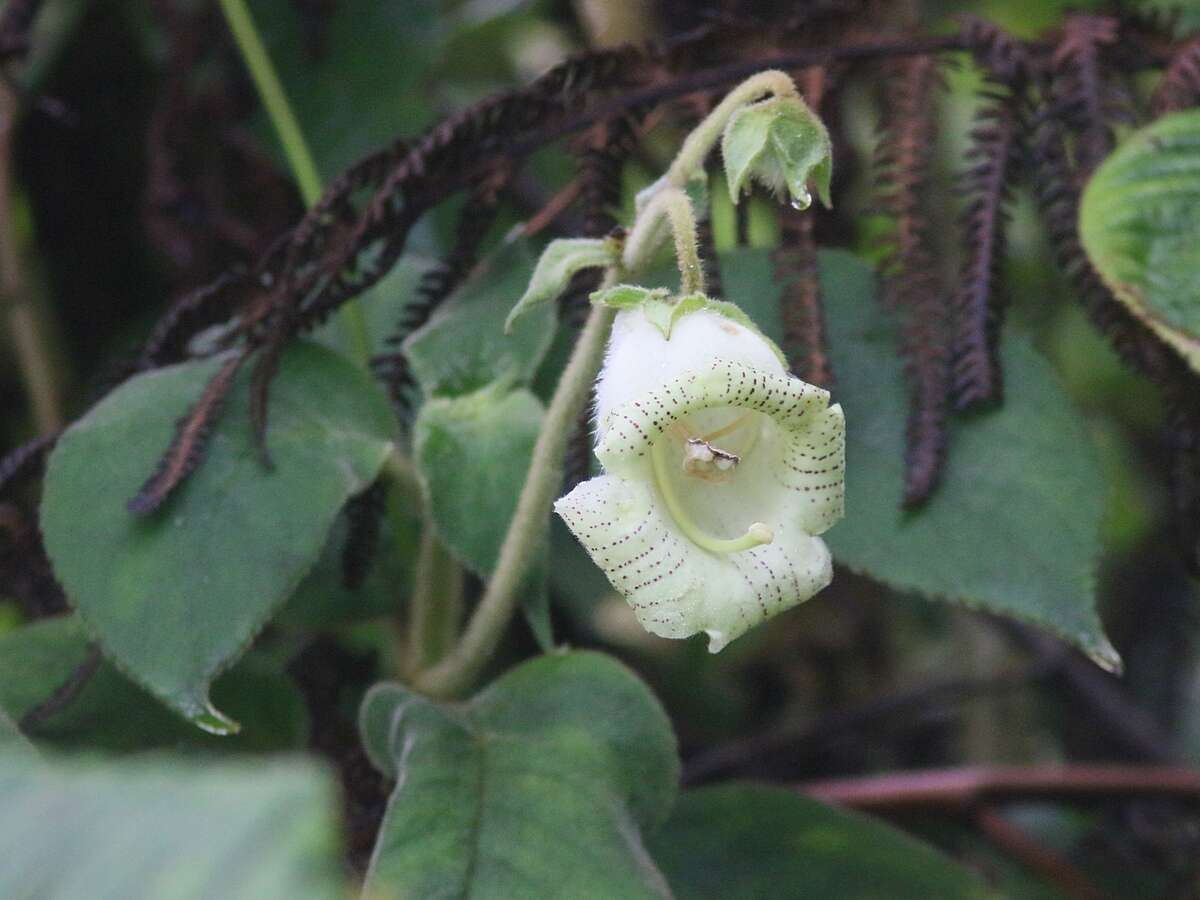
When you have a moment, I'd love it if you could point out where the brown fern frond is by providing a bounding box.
[563,115,644,491]
[295,44,650,327]
[573,115,639,240]
[959,15,1026,82]
[371,177,505,419]
[0,432,58,498]
[774,65,833,388]
[136,269,249,369]
[287,137,409,268]
[128,350,248,515]
[1029,69,1200,572]
[1027,92,1160,375]
[776,207,833,387]
[875,56,942,298]
[341,478,387,591]
[1051,14,1120,173]
[1153,37,1200,115]
[949,95,1018,409]
[248,326,292,469]
[875,54,950,507]
[949,29,1026,410]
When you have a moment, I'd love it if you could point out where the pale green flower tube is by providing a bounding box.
[555,300,845,651]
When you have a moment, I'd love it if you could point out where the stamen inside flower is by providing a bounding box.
[649,414,774,554]
[682,438,739,483]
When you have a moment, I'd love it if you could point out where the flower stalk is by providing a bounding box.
[414,294,617,697]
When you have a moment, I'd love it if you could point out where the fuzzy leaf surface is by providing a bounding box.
[413,384,551,645]
[40,342,394,731]
[0,754,344,900]
[1080,109,1200,373]
[0,616,307,753]
[359,651,678,899]
[405,244,556,397]
[505,238,616,333]
[721,249,1116,667]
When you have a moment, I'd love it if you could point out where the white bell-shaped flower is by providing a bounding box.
[555,297,845,651]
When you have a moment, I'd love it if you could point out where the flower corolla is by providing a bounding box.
[555,295,845,651]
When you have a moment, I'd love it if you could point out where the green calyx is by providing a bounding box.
[590,285,788,367]
[721,95,832,210]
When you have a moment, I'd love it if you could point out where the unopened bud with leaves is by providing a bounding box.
[721,94,833,210]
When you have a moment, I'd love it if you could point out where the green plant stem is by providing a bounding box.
[405,527,464,677]
[415,298,617,697]
[622,187,704,294]
[0,84,62,434]
[216,0,371,367]
[382,445,462,677]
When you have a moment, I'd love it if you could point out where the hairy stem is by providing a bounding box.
[624,69,799,293]
[622,187,704,294]
[415,299,617,697]
[405,527,464,677]
[216,0,371,366]
[381,445,457,677]
[664,69,798,187]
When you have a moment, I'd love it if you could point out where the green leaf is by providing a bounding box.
[0,616,308,753]
[720,248,1117,668]
[278,487,420,629]
[649,784,991,899]
[414,384,551,646]
[1080,109,1200,373]
[405,243,556,397]
[0,711,34,759]
[311,255,431,358]
[255,0,439,179]
[359,651,678,899]
[415,383,541,574]
[0,754,345,900]
[722,95,832,209]
[505,238,617,333]
[40,342,394,731]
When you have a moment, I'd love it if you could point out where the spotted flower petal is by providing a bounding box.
[555,304,845,650]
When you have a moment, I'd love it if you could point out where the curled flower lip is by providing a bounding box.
[555,305,845,651]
